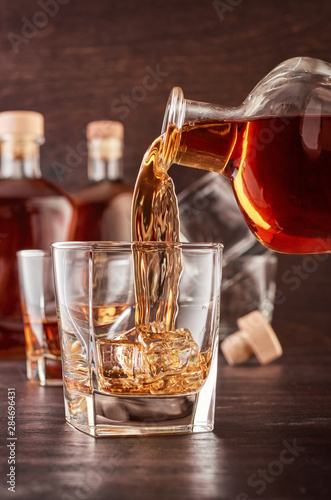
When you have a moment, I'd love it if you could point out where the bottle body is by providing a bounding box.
[174,116,331,253]
[0,178,75,358]
[72,120,132,242]
[161,58,331,254]
[0,111,76,358]
[73,180,132,241]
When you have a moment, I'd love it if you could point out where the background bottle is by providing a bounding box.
[0,111,76,359]
[72,120,132,241]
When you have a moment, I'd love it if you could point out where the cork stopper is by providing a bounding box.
[0,111,44,138]
[86,120,124,178]
[221,310,283,366]
[86,120,124,141]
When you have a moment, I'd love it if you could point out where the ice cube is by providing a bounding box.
[98,338,150,381]
[138,324,200,378]
[97,324,208,395]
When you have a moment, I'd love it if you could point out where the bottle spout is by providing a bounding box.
[161,87,186,134]
[157,87,186,172]
[160,87,239,174]
[160,87,234,172]
[162,87,236,134]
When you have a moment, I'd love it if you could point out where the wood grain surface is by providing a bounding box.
[0,348,331,500]
[0,1,331,499]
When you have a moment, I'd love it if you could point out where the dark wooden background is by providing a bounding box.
[1,0,331,192]
[1,0,331,345]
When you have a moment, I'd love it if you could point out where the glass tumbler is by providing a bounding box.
[52,242,222,437]
[17,250,61,386]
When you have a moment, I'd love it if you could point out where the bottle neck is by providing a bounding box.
[0,135,42,179]
[88,137,123,182]
[160,87,240,175]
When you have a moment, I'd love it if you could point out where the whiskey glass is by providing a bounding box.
[17,250,61,386]
[52,241,222,437]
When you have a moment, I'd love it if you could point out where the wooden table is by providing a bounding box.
[1,343,331,500]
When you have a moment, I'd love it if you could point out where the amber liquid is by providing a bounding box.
[23,315,62,381]
[69,302,130,332]
[24,316,60,357]
[132,135,182,332]
[176,116,331,254]
[92,135,212,396]
[98,326,210,395]
[131,135,181,243]
[0,178,75,358]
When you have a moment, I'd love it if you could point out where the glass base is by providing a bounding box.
[26,356,62,386]
[65,391,215,437]
[63,352,217,437]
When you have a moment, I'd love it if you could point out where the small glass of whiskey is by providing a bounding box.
[52,241,222,437]
[17,250,62,386]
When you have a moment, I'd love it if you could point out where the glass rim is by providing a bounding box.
[51,241,223,252]
[16,249,50,259]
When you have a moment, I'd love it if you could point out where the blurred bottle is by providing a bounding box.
[72,121,132,241]
[0,111,76,359]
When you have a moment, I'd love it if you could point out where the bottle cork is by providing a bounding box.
[0,111,44,137]
[87,120,124,161]
[221,310,283,366]
[86,120,124,141]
